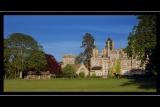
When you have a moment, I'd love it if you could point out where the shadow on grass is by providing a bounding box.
[120,75,156,90]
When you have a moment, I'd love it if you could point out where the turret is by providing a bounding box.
[92,47,98,58]
[111,40,114,50]
[106,37,114,57]
[102,48,107,58]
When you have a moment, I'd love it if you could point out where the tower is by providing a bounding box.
[106,37,114,57]
[102,48,107,58]
[111,40,114,50]
[92,47,98,58]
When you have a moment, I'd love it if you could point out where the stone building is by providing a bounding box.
[90,48,109,78]
[23,54,62,79]
[61,54,76,68]
[61,54,89,77]
[24,71,51,80]
[69,63,89,77]
[61,38,145,78]
[90,38,145,78]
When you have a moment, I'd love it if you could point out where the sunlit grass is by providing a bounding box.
[4,78,156,92]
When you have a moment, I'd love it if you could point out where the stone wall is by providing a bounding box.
[62,55,76,67]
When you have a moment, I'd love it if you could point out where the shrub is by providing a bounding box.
[90,73,96,78]
[90,73,101,78]
[51,74,56,79]
[79,72,85,78]
[63,64,76,78]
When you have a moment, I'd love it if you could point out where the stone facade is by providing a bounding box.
[90,39,145,77]
[61,54,89,76]
[61,54,76,68]
[70,63,89,77]
[62,38,145,78]
[24,71,51,80]
[90,55,109,78]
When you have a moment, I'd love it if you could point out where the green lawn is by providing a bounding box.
[4,78,156,92]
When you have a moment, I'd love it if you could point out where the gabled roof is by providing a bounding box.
[67,63,89,71]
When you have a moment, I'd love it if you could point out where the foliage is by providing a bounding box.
[124,34,135,70]
[115,59,121,74]
[78,72,85,78]
[108,59,121,78]
[90,73,96,78]
[75,52,85,64]
[108,67,114,78]
[80,33,95,76]
[50,74,56,79]
[125,15,156,74]
[4,33,47,79]
[26,50,47,73]
[90,73,101,78]
[63,64,76,78]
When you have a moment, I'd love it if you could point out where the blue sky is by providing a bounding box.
[4,15,138,62]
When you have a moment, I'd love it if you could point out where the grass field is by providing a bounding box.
[4,78,156,92]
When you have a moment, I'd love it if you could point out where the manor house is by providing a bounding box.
[62,38,145,78]
[90,38,145,78]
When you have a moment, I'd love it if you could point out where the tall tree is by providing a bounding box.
[81,33,95,76]
[4,39,11,79]
[75,52,85,64]
[4,33,47,79]
[124,32,136,70]
[125,15,156,75]
[26,50,47,74]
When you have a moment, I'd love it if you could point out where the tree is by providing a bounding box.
[4,33,47,79]
[80,33,95,76]
[109,59,121,79]
[124,32,136,70]
[115,59,121,75]
[4,37,25,79]
[63,64,76,78]
[108,67,114,78]
[125,15,156,75]
[79,72,85,78]
[26,50,47,73]
[4,39,12,79]
[75,52,85,64]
